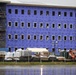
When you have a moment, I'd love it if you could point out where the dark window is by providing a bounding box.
[21,9,24,14]
[64,24,67,28]
[8,9,11,14]
[21,35,24,39]
[64,48,66,51]
[8,35,12,39]
[52,36,55,40]
[8,48,11,52]
[64,36,66,40]
[46,23,49,28]
[52,11,55,16]
[70,36,72,40]
[58,11,61,16]
[15,35,18,39]
[21,22,24,27]
[58,24,61,28]
[64,12,67,16]
[40,11,43,15]
[34,35,37,40]
[15,9,18,14]
[70,12,73,17]
[21,48,24,50]
[27,35,30,40]
[28,10,31,15]
[8,22,12,27]
[34,10,37,15]
[40,35,43,40]
[70,24,73,28]
[52,48,55,52]
[46,36,49,40]
[52,24,55,28]
[58,36,61,40]
[15,48,17,51]
[15,22,18,27]
[40,23,43,28]
[28,23,30,27]
[46,11,49,15]
[34,23,37,28]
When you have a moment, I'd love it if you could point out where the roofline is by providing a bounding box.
[0,2,76,9]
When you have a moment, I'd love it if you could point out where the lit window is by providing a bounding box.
[27,23,30,28]
[8,22,12,27]
[46,36,49,40]
[40,23,43,28]
[34,23,37,28]
[70,36,72,40]
[64,24,67,28]
[15,9,18,14]
[8,34,12,39]
[40,35,43,40]
[21,34,24,40]
[52,36,55,40]
[15,22,18,27]
[70,12,72,16]
[52,11,55,16]
[64,36,66,40]
[64,12,67,16]
[70,24,73,29]
[52,24,55,28]
[34,10,37,15]
[46,11,49,15]
[8,9,11,14]
[21,22,24,27]
[40,11,43,15]
[27,35,31,40]
[34,35,37,40]
[58,11,61,16]
[46,23,49,28]
[58,24,61,28]
[15,34,18,39]
[58,36,61,40]
[28,10,31,15]
[21,9,24,14]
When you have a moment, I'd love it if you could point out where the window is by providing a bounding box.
[40,35,43,40]
[70,12,73,17]
[52,48,55,52]
[28,10,31,15]
[58,24,61,28]
[27,35,31,40]
[40,23,43,28]
[21,22,24,27]
[34,10,37,15]
[15,48,17,51]
[64,48,66,51]
[34,35,37,40]
[8,47,11,52]
[40,10,43,15]
[52,11,55,16]
[46,36,49,40]
[8,22,12,27]
[15,22,18,27]
[64,24,67,28]
[52,24,55,28]
[70,36,72,40]
[27,23,30,28]
[34,23,37,28]
[21,34,24,40]
[64,36,66,40]
[46,11,49,15]
[15,9,18,14]
[15,34,18,39]
[46,23,49,28]
[21,9,24,14]
[21,48,24,50]
[8,9,11,14]
[64,12,67,16]
[8,34,12,39]
[52,36,55,40]
[58,11,61,16]
[70,24,73,29]
[58,36,61,40]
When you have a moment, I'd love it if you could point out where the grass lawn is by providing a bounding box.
[0,62,76,66]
